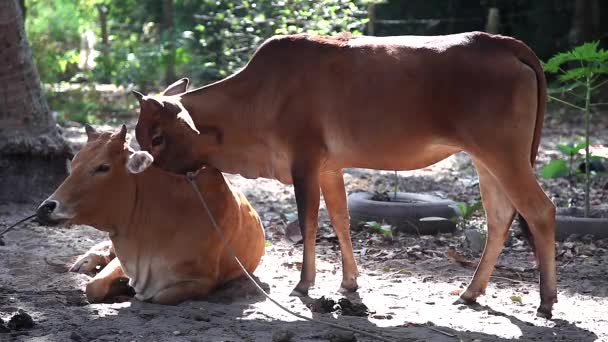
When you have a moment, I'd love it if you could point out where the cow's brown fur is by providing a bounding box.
[134,32,557,317]
[37,127,265,304]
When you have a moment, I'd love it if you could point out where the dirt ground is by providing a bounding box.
[0,116,607,342]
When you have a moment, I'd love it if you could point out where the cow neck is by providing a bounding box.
[181,71,261,137]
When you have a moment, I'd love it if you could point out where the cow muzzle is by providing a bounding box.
[36,200,73,225]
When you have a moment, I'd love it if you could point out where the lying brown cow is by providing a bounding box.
[36,125,265,304]
[133,32,557,317]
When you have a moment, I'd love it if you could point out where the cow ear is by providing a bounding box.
[126,151,154,174]
[85,124,99,141]
[132,90,144,104]
[162,78,189,96]
[177,110,200,134]
[143,96,166,111]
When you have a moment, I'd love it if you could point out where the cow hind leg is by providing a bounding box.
[151,279,215,305]
[320,169,359,292]
[473,154,557,318]
[457,159,515,304]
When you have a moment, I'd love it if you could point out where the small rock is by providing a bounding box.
[565,234,581,242]
[172,330,181,336]
[7,309,34,330]
[464,229,486,253]
[327,331,357,342]
[284,219,303,244]
[192,313,210,322]
[371,314,393,320]
[337,298,369,317]
[582,234,595,244]
[70,331,83,341]
[0,318,9,333]
[139,309,157,319]
[272,330,294,342]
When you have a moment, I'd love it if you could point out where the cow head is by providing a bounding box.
[36,125,153,231]
[134,78,218,175]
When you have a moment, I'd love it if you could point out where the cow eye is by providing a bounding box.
[151,135,164,147]
[94,164,110,173]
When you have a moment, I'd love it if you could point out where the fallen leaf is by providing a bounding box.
[510,295,523,304]
[446,248,477,267]
[449,289,463,296]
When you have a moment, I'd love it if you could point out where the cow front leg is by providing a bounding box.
[320,169,358,292]
[85,257,128,303]
[290,163,320,297]
[70,240,115,274]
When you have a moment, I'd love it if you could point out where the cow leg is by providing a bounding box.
[477,155,557,318]
[290,164,321,297]
[85,257,128,303]
[458,159,515,304]
[151,280,215,305]
[70,240,115,274]
[320,169,358,292]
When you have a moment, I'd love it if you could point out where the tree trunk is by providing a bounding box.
[367,3,375,36]
[96,4,110,83]
[569,0,600,45]
[0,0,71,204]
[162,0,176,85]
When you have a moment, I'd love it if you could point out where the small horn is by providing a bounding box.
[85,124,97,141]
[117,124,128,141]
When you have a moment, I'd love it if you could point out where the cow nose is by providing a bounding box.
[37,200,58,223]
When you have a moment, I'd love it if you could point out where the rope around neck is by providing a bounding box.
[185,170,394,342]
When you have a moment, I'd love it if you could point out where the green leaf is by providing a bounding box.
[455,202,467,216]
[557,142,585,155]
[544,41,608,76]
[540,160,569,178]
[510,295,523,304]
[547,82,581,95]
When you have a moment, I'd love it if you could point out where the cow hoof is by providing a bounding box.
[339,280,358,294]
[289,288,308,297]
[536,306,553,320]
[290,281,311,297]
[453,295,476,306]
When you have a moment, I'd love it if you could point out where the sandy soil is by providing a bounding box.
[0,117,607,342]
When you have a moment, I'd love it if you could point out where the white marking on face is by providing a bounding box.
[126,151,154,174]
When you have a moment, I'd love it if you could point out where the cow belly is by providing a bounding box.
[324,130,459,171]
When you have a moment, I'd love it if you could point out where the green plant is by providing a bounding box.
[363,221,393,238]
[450,199,483,230]
[541,141,606,179]
[544,41,608,217]
[541,142,586,178]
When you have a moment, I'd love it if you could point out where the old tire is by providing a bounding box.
[556,216,608,241]
[347,191,460,234]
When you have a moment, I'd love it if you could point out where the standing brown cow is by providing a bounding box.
[37,126,265,304]
[133,32,556,318]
